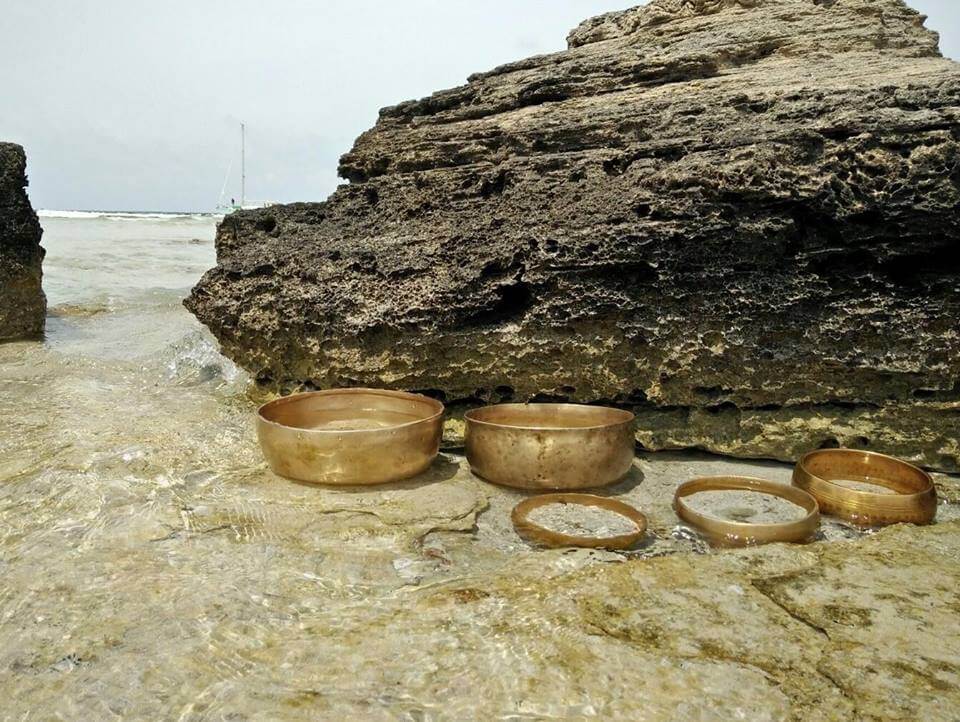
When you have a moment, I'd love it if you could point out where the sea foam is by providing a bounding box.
[38,209,220,222]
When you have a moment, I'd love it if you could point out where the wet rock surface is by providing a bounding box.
[3,365,960,722]
[0,142,45,340]
[187,0,960,471]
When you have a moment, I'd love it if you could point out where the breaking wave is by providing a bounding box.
[38,210,221,222]
[161,328,246,390]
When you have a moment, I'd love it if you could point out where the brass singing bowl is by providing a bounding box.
[512,493,648,550]
[464,403,635,490]
[674,476,821,548]
[792,448,937,527]
[257,388,444,485]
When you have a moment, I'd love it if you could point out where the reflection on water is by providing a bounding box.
[829,477,899,494]
[311,416,407,431]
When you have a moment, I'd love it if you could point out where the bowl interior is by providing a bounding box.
[467,403,633,430]
[260,390,441,432]
[803,450,928,494]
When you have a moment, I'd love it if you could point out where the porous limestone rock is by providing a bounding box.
[187,0,960,470]
[0,143,45,340]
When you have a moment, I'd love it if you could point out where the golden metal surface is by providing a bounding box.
[511,493,648,550]
[257,388,444,485]
[674,476,821,548]
[464,403,635,490]
[793,449,937,527]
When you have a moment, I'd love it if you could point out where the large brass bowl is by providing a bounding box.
[464,403,636,490]
[257,388,444,485]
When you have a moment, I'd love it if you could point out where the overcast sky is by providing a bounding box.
[2,0,957,212]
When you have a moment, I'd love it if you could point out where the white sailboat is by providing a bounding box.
[216,123,274,213]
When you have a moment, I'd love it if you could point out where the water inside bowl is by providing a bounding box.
[306,409,423,431]
[828,476,898,494]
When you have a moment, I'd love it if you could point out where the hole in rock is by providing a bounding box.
[494,385,515,401]
[531,393,570,403]
[349,252,378,273]
[807,248,877,277]
[884,243,960,286]
[517,85,570,107]
[703,402,739,415]
[255,216,277,234]
[463,281,534,327]
[652,146,686,162]
[412,389,447,403]
[694,386,727,400]
[819,437,841,449]
[819,127,858,142]
[603,158,627,176]
[480,171,509,199]
[847,209,883,225]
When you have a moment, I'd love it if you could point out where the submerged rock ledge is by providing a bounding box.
[0,142,45,341]
[187,0,960,470]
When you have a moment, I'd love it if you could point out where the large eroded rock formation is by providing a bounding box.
[188,0,960,470]
[0,143,45,341]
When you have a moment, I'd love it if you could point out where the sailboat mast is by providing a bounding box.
[240,123,246,208]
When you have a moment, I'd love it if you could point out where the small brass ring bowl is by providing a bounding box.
[792,449,937,527]
[674,477,820,548]
[464,403,635,490]
[257,388,444,485]
[511,493,648,550]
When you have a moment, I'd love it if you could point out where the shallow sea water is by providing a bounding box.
[1,213,958,719]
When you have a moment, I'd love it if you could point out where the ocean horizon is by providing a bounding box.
[38,208,223,221]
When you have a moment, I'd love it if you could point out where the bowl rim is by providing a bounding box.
[464,402,635,432]
[674,475,821,535]
[795,448,934,502]
[257,387,445,435]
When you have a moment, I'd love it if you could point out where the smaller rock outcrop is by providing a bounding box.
[0,143,45,341]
